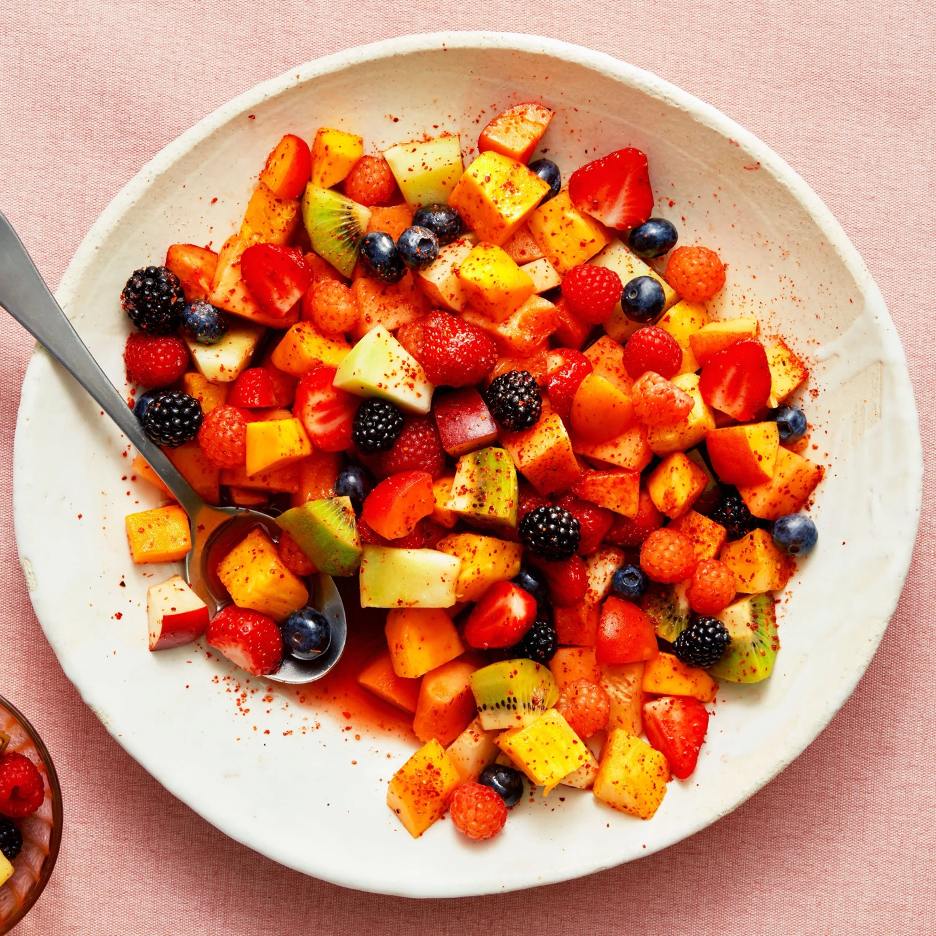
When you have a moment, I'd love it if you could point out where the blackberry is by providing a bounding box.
[121,266,186,334]
[0,816,22,861]
[711,488,761,540]
[352,398,404,454]
[673,616,731,669]
[509,618,559,665]
[133,389,166,422]
[484,370,542,431]
[140,390,203,447]
[519,505,580,561]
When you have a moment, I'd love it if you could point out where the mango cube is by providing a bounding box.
[642,652,717,703]
[240,183,300,246]
[766,338,809,407]
[310,127,363,188]
[270,322,351,376]
[245,417,312,476]
[216,527,308,621]
[449,151,550,246]
[435,533,524,602]
[706,422,780,487]
[165,441,221,505]
[431,474,459,528]
[572,469,640,517]
[527,189,612,273]
[646,373,716,456]
[350,273,429,340]
[181,372,228,414]
[583,334,632,391]
[720,528,795,593]
[688,317,760,367]
[383,135,464,209]
[570,373,636,443]
[571,423,653,473]
[220,462,301,494]
[656,300,709,375]
[646,452,710,519]
[456,243,536,323]
[667,509,728,561]
[125,505,191,564]
[496,709,592,793]
[386,739,461,838]
[738,446,824,520]
[365,204,415,241]
[462,294,559,356]
[385,607,465,678]
[593,729,670,820]
[499,410,581,495]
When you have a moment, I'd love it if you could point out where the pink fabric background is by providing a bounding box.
[1,2,933,932]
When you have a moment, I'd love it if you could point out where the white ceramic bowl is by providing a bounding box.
[12,33,922,897]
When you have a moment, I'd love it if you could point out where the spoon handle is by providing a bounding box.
[0,210,204,515]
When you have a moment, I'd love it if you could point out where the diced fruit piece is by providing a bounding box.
[593,729,669,819]
[132,452,171,497]
[570,374,636,443]
[552,297,592,350]
[365,204,415,242]
[463,581,537,649]
[0,853,12,887]
[688,317,759,367]
[385,607,465,678]
[446,717,502,783]
[415,237,475,312]
[572,469,640,517]
[208,234,268,326]
[291,366,356,452]
[291,450,341,505]
[181,372,228,415]
[386,739,461,838]
[665,245,726,302]
[184,319,265,384]
[456,243,535,323]
[583,334,631,391]
[560,749,601,791]
[275,496,362,576]
[646,452,710,519]
[125,505,191,564]
[546,348,593,418]
[496,708,590,793]
[605,487,663,548]
[719,528,795,593]
[470,658,559,731]
[244,417,312,476]
[655,300,709,375]
[259,134,311,199]
[301,185,371,278]
[553,545,625,646]
[165,244,218,302]
[642,652,717,703]
[646,373,716,455]
[216,527,308,622]
[399,309,498,388]
[706,423,780,487]
[350,272,430,340]
[643,696,709,780]
[709,593,779,683]
[448,150,549,246]
[362,471,434,540]
[310,127,363,188]
[520,257,562,293]
[332,324,433,414]
[238,185,302,249]
[478,102,555,163]
[699,340,772,421]
[206,605,283,676]
[569,148,653,230]
[357,649,422,713]
[146,574,209,651]
[219,462,301,493]
[766,339,809,407]
[162,440,220,505]
[549,647,601,688]
[668,510,728,562]
[527,189,612,273]
[413,658,478,746]
[737,446,824,520]
[270,322,351,377]
[641,580,692,643]
[359,545,461,608]
[499,410,581,496]
[596,596,658,664]
[431,475,458,528]
[435,533,524,602]
[241,244,313,319]
[600,661,646,734]
[433,388,498,457]
[463,294,560,357]
[383,135,464,209]
[447,446,519,530]
[502,224,546,264]
[571,422,653,473]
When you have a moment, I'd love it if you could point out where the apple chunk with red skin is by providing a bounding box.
[433,388,498,457]
[147,574,209,651]
[706,422,780,486]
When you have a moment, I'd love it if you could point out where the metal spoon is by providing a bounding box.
[0,211,346,684]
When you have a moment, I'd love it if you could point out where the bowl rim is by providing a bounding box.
[15,31,923,896]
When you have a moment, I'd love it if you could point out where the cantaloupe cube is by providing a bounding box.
[413,659,478,747]
[245,418,312,476]
[572,469,640,517]
[554,546,625,646]
[125,505,191,564]
[457,243,536,323]
[385,607,465,679]
[766,338,809,406]
[131,452,171,498]
[688,317,759,366]
[642,652,717,702]
[738,446,823,520]
[706,422,780,487]
[165,441,221,505]
[496,709,591,793]
[549,646,601,688]
[583,334,632,391]
[720,528,795,593]
[269,322,352,376]
[656,300,709,375]
[501,223,546,264]
[593,729,670,819]
[415,237,475,312]
[520,257,562,293]
[572,423,654,473]
[350,273,430,340]
[462,294,559,356]
[220,462,301,494]
[569,373,636,443]
[310,128,363,188]
[366,204,414,241]
[446,716,501,783]
[181,373,228,414]
[435,533,524,602]
[216,527,308,622]
[499,410,581,495]
[387,739,461,838]
[527,189,612,273]
[601,661,646,735]
[646,452,710,519]
[290,449,341,505]
[357,649,422,713]
[667,510,728,561]
[646,373,716,455]
[240,182,300,246]
[165,243,218,302]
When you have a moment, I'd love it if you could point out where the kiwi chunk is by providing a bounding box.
[470,658,559,730]
[641,580,691,643]
[708,592,779,683]
[301,184,371,277]
[275,496,362,577]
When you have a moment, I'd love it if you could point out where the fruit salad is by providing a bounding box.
[118,100,823,841]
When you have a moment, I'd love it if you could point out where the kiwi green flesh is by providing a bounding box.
[642,580,691,643]
[276,496,362,577]
[301,184,371,278]
[470,658,560,730]
[708,592,779,683]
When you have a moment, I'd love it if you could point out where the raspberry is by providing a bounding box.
[197,404,248,468]
[377,414,446,478]
[556,679,611,738]
[123,332,189,389]
[640,528,698,584]
[343,155,396,206]
[605,487,664,548]
[278,531,317,576]
[561,264,623,324]
[665,246,726,302]
[555,494,614,555]
[687,558,737,615]
[0,752,45,819]
[449,782,508,841]
[631,371,694,426]
[303,280,359,336]
[622,326,682,380]
[547,350,593,418]
[401,310,498,388]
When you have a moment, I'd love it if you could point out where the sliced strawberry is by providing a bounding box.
[526,553,588,607]
[227,368,278,408]
[642,695,709,780]
[596,596,657,664]
[293,366,357,452]
[241,243,313,318]
[361,470,435,540]
[698,340,771,421]
[546,349,593,419]
[206,606,283,677]
[556,494,615,555]
[568,148,653,231]
[463,581,537,649]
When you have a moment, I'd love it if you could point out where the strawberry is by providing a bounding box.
[698,340,771,421]
[568,147,654,231]
[526,553,588,607]
[546,349,593,418]
[398,310,497,387]
[123,332,189,388]
[206,606,283,677]
[377,414,446,478]
[560,265,622,324]
[226,368,279,408]
[240,243,313,318]
[596,596,657,664]
[555,494,614,555]
[622,326,682,380]
[463,581,537,649]
[293,366,357,452]
[605,487,664,548]
[642,695,709,779]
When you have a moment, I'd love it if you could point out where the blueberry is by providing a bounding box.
[396,225,439,270]
[621,275,666,323]
[281,607,331,660]
[612,564,649,600]
[772,514,818,556]
[181,300,229,345]
[335,464,373,515]
[769,405,808,444]
[478,763,524,808]
[133,390,165,421]
[628,218,679,258]
[512,566,549,609]
[359,231,406,283]
[528,158,561,203]
[412,204,463,245]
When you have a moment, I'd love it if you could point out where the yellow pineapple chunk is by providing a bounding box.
[384,607,465,679]
[446,716,501,783]
[766,339,809,406]
[435,533,523,602]
[269,322,352,376]
[387,739,461,838]
[646,452,710,519]
[720,528,795,593]
[310,127,363,188]
[245,418,312,476]
[496,709,592,793]
[216,527,308,622]
[527,189,611,273]
[593,729,670,820]
[457,243,536,323]
[0,853,12,887]
[646,373,716,455]
[601,661,646,734]
[656,300,709,375]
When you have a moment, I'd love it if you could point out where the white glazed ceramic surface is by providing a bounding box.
[12,33,922,896]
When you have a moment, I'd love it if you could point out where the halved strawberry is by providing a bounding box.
[546,349,593,419]
[698,340,771,421]
[227,368,278,408]
[526,553,588,607]
[642,695,709,780]
[555,494,615,556]
[398,310,498,388]
[293,366,357,452]
[596,596,657,664]
[463,581,537,649]
[241,243,313,318]
[568,148,654,230]
[206,606,283,677]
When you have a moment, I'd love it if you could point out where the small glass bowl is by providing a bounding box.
[0,695,62,934]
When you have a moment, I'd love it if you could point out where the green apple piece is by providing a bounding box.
[382,135,464,210]
[332,324,434,414]
[708,592,779,683]
[359,545,462,608]
[447,446,518,530]
[184,319,265,383]
[275,496,362,576]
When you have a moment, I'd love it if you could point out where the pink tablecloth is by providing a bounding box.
[1,3,933,933]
